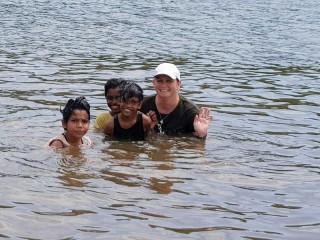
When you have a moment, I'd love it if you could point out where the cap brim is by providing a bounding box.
[154,72,178,81]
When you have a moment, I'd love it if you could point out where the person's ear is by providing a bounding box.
[177,80,181,88]
[62,120,67,131]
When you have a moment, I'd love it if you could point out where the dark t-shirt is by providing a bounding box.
[113,112,145,141]
[141,95,199,136]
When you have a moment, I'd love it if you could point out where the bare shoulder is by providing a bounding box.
[49,139,64,149]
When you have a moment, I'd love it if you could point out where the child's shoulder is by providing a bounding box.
[45,134,68,148]
[94,111,112,130]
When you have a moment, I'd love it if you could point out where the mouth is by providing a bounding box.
[123,108,133,114]
[158,89,170,94]
[110,105,120,111]
[122,106,138,115]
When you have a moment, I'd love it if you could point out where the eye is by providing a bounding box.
[156,79,163,84]
[107,96,121,101]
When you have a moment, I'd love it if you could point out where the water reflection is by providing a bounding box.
[97,136,206,195]
[56,148,94,188]
[100,168,142,187]
[101,135,206,161]
[57,148,88,167]
[147,135,206,161]
[101,139,146,161]
[148,177,173,194]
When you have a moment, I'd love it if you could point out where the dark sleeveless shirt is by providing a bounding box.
[113,112,145,141]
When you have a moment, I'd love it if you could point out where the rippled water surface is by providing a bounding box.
[1,0,320,239]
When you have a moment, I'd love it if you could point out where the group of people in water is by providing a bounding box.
[47,63,212,149]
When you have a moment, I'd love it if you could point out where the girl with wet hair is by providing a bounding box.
[47,96,92,149]
[104,82,153,141]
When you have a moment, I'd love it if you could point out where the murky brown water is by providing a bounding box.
[1,0,320,239]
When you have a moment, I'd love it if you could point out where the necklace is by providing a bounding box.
[155,96,178,135]
[157,112,170,135]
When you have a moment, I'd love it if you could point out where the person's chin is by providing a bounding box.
[77,132,86,137]
[70,133,84,140]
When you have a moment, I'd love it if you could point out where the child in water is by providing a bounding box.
[94,78,127,130]
[47,96,92,148]
[104,82,152,141]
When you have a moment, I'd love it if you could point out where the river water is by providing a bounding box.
[1,0,320,239]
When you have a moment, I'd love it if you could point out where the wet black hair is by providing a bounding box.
[104,78,127,98]
[60,96,90,123]
[121,82,143,102]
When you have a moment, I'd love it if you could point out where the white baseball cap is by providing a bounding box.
[154,63,180,81]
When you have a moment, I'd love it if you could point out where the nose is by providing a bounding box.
[77,121,84,128]
[107,96,120,103]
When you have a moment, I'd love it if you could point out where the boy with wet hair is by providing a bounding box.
[94,78,127,130]
[104,82,152,141]
[47,96,92,148]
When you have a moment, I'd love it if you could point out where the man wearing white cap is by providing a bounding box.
[141,63,211,138]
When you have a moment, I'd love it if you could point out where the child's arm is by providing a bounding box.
[146,110,158,130]
[142,113,152,134]
[104,117,115,137]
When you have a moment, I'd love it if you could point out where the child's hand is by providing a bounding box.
[147,111,158,129]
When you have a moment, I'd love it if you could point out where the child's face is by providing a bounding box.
[120,97,142,117]
[63,110,89,140]
[106,87,121,115]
